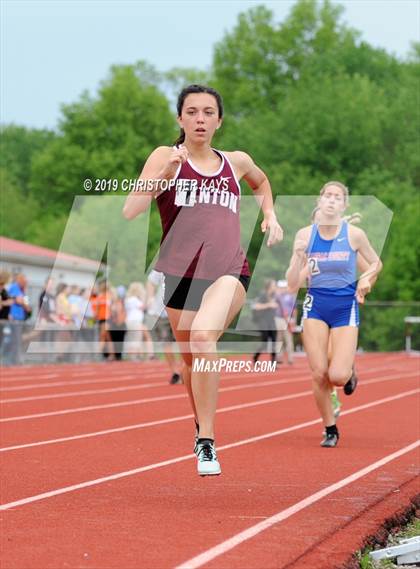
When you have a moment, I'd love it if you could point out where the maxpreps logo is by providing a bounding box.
[193,358,277,373]
[174,178,238,212]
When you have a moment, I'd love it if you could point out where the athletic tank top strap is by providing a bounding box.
[339,221,348,239]
[217,150,241,194]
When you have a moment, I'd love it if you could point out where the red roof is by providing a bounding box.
[0,236,100,268]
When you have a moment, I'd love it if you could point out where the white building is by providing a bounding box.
[0,236,105,317]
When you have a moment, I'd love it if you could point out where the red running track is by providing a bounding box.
[0,352,419,569]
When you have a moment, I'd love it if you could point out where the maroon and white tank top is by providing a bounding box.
[154,149,250,280]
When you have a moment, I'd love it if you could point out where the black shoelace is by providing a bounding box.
[198,443,214,461]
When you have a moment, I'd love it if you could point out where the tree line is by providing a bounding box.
[1,0,419,349]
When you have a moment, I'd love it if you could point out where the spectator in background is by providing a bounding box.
[55,283,72,325]
[0,270,13,359]
[8,273,32,364]
[76,288,95,353]
[9,273,31,321]
[83,287,96,328]
[91,280,114,361]
[124,282,154,360]
[0,270,13,320]
[275,280,297,365]
[68,285,84,329]
[54,283,73,362]
[252,279,278,364]
[109,286,127,361]
[38,278,59,324]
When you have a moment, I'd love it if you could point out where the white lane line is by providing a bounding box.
[0,360,401,388]
[0,375,153,391]
[1,382,183,403]
[175,440,420,569]
[0,388,418,511]
[0,366,168,384]
[0,390,314,452]
[0,372,168,391]
[0,368,304,392]
[0,378,294,421]
[3,363,417,404]
[0,373,306,405]
[1,370,418,423]
[0,363,306,387]
[0,373,59,382]
[2,373,419,452]
[0,378,169,395]
[0,358,403,387]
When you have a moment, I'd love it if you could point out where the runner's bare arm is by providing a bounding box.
[230,151,283,247]
[351,226,383,302]
[286,228,310,293]
[357,253,378,287]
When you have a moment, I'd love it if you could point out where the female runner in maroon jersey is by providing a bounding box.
[124,85,283,476]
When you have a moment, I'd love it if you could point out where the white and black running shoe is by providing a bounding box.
[195,440,221,476]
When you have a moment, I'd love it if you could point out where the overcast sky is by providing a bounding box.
[1,0,419,129]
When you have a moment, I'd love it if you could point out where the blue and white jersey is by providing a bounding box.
[306,222,357,297]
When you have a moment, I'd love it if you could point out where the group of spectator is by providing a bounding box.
[0,270,175,367]
[1,270,299,370]
[37,277,161,362]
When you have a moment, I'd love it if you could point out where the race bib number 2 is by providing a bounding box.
[303,293,314,311]
[308,257,321,276]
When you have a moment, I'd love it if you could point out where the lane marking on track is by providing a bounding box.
[0,364,308,388]
[2,363,418,404]
[0,368,307,392]
[0,373,59,382]
[0,357,407,386]
[0,366,169,384]
[0,362,403,392]
[0,388,418,511]
[2,372,419,451]
[0,379,170,397]
[174,440,420,569]
[1,370,418,423]
[0,390,313,452]
[0,377,304,406]
[0,379,297,420]
[0,370,168,387]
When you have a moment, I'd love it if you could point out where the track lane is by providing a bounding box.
[0,367,417,447]
[1,393,418,569]
[1,378,418,506]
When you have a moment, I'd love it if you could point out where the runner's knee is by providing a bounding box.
[190,329,217,355]
[328,366,351,386]
[311,365,329,385]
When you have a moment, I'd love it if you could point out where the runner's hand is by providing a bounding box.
[293,239,308,260]
[262,214,283,247]
[160,145,189,179]
[356,277,371,304]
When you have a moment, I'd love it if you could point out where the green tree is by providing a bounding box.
[0,168,40,240]
[0,125,55,194]
[29,62,176,215]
